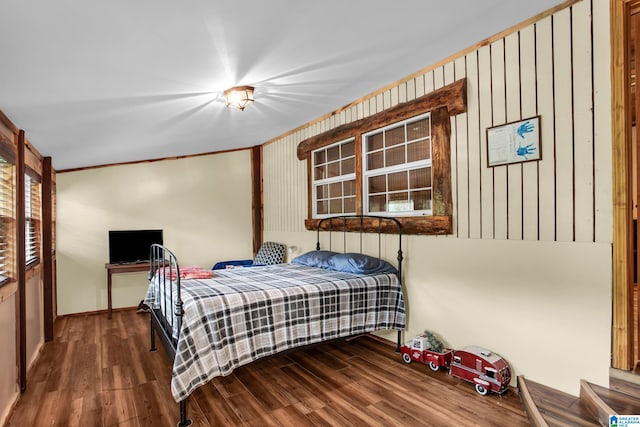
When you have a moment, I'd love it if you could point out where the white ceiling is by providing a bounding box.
[0,1,565,170]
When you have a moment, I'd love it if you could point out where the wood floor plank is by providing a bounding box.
[6,309,531,426]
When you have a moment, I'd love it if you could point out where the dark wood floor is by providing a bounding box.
[6,309,529,426]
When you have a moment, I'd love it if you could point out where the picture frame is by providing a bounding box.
[486,116,541,167]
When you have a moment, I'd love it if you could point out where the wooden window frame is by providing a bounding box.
[362,113,433,217]
[297,78,467,235]
[312,137,357,218]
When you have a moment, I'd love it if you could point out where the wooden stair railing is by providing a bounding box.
[517,375,549,427]
[579,379,616,427]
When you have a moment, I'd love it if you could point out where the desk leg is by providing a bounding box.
[107,270,112,319]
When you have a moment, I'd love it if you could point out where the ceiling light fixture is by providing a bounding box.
[223,85,255,111]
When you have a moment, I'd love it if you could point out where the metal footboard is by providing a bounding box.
[148,243,191,426]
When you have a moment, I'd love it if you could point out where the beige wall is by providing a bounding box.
[0,293,17,424]
[56,150,253,315]
[263,0,611,396]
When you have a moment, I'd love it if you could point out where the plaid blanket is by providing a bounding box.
[145,263,405,402]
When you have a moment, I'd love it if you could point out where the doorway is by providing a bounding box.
[612,0,640,373]
[629,1,640,372]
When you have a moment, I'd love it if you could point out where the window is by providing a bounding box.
[298,78,466,235]
[312,138,356,217]
[25,173,41,266]
[0,154,14,284]
[363,114,432,216]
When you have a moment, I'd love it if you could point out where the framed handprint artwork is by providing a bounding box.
[486,116,541,167]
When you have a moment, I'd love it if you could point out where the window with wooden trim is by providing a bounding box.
[297,79,467,235]
[312,138,357,217]
[25,173,41,266]
[0,154,15,284]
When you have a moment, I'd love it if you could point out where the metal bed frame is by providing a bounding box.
[147,214,404,426]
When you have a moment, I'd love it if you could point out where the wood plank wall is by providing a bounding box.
[263,0,612,245]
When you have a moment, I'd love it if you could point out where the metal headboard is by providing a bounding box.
[315,214,404,286]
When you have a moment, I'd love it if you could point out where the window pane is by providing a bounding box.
[410,167,431,189]
[385,146,405,167]
[343,179,355,196]
[341,140,354,157]
[314,165,325,181]
[386,125,405,147]
[314,150,326,165]
[407,139,430,162]
[388,171,408,192]
[368,175,386,194]
[329,182,342,197]
[317,200,328,215]
[329,198,342,214]
[327,145,340,162]
[341,158,355,174]
[410,189,432,211]
[388,192,411,212]
[343,196,356,213]
[389,192,408,202]
[316,184,326,199]
[369,195,386,212]
[367,132,383,152]
[407,117,430,141]
[367,151,384,171]
[327,161,340,178]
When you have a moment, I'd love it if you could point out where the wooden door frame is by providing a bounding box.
[612,0,638,370]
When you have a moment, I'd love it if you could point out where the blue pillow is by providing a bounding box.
[292,250,337,269]
[327,253,397,275]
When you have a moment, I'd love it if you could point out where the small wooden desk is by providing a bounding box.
[105,262,150,319]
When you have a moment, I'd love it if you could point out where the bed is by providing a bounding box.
[145,215,406,426]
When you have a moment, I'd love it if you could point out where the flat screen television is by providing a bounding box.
[108,229,163,264]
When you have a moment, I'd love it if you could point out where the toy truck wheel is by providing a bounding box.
[401,353,412,364]
[475,384,488,396]
[428,361,439,371]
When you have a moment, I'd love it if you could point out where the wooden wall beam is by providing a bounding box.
[305,216,452,235]
[251,145,263,256]
[42,157,54,342]
[611,0,637,370]
[16,130,26,392]
[431,106,453,216]
[296,78,467,160]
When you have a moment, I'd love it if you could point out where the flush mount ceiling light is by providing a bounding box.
[223,85,255,111]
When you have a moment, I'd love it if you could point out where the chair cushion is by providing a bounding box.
[253,242,286,265]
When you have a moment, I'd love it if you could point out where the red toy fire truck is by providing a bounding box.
[400,335,512,396]
[400,334,453,371]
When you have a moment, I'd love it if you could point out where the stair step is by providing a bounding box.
[580,380,615,426]
[610,368,640,398]
[518,376,599,427]
[581,377,640,427]
[592,382,640,415]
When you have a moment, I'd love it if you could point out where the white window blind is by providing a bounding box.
[0,156,14,283]
[25,173,41,266]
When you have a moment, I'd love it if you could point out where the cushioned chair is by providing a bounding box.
[212,241,286,270]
